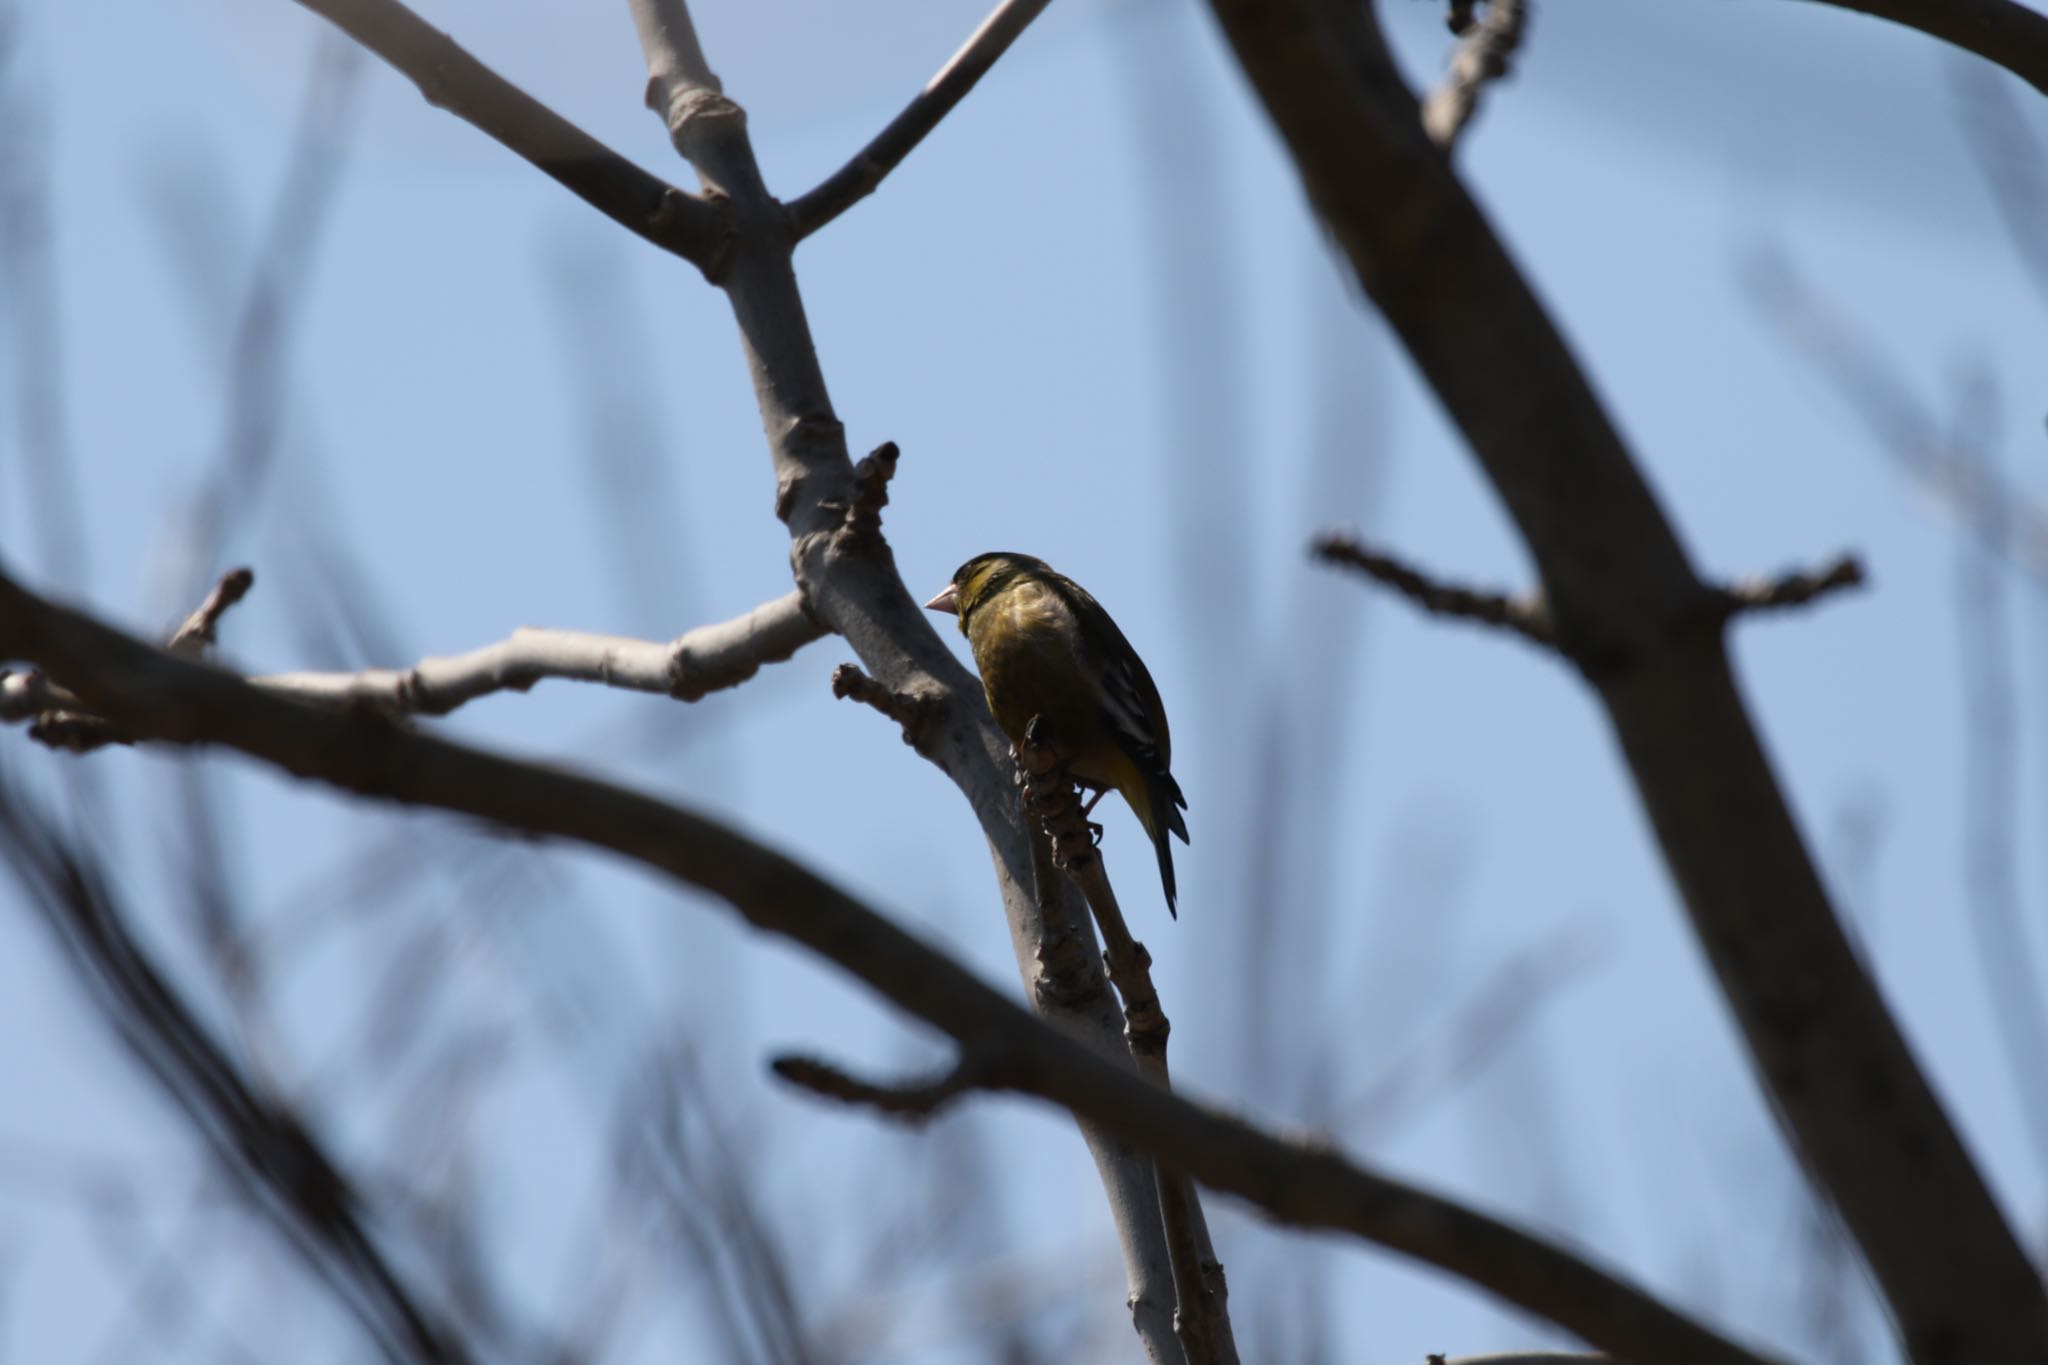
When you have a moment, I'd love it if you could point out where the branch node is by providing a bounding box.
[1708,552,1866,623]
[167,567,256,658]
[831,663,941,748]
[27,710,128,754]
[769,1051,988,1124]
[1313,532,1556,648]
[839,440,901,548]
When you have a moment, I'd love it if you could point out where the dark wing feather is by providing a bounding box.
[1046,572,1188,844]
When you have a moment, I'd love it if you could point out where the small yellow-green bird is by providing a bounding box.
[926,552,1189,917]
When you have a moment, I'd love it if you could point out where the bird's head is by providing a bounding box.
[924,552,1050,626]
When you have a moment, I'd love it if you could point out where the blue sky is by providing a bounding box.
[3,0,2047,1360]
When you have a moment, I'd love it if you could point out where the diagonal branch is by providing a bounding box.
[1312,534,1554,646]
[1788,0,2048,98]
[1207,3,2047,1358]
[786,0,1055,239]
[0,574,1778,1365]
[620,1,1193,1356]
[286,0,727,274]
[1014,720,1238,1365]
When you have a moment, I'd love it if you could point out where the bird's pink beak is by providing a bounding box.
[924,582,959,615]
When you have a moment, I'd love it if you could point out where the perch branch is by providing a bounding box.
[0,574,1778,1365]
[286,0,727,274]
[1422,0,1529,148]
[620,0,1196,1354]
[787,0,1055,239]
[1015,718,1236,1365]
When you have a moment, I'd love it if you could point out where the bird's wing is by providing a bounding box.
[1049,573,1175,771]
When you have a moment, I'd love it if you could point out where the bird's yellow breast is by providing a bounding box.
[964,580,1112,779]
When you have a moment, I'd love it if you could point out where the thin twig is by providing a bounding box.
[1422,0,1529,148]
[831,662,943,750]
[1312,533,1555,645]
[839,440,900,548]
[168,567,256,658]
[0,573,1781,1365]
[769,1055,987,1122]
[3,566,259,753]
[1707,555,1865,619]
[1315,533,1865,645]
[1014,719,1238,1365]
[787,0,1054,239]
[286,0,726,274]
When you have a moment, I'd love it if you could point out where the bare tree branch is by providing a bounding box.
[0,575,1779,1365]
[1014,721,1239,1365]
[831,662,943,748]
[1421,0,1529,149]
[1205,4,2047,1358]
[168,568,256,658]
[2,590,825,743]
[1311,534,1554,646]
[617,0,1193,1353]
[786,0,1055,239]
[284,0,726,274]
[770,1054,987,1120]
[1789,0,2048,98]
[1312,534,1863,647]
[1707,555,1866,617]
[258,590,826,712]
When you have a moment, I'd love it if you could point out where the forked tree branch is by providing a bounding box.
[285,0,727,274]
[622,0,1192,1355]
[1311,534,1864,648]
[787,0,1055,239]
[0,574,1778,1365]
[1206,3,2048,1359]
